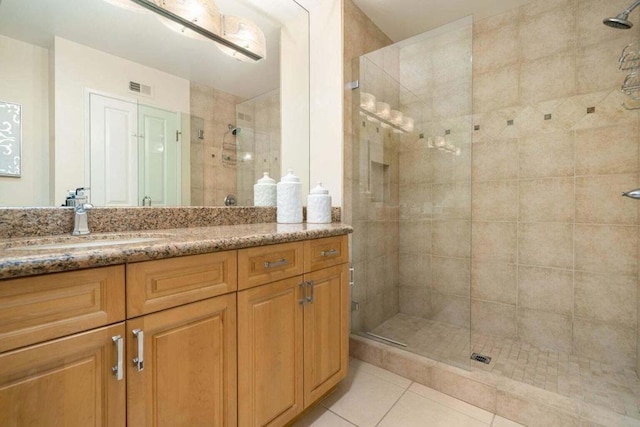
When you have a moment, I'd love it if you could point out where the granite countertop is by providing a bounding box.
[0,222,353,280]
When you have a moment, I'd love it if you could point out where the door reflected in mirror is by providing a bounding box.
[0,0,309,207]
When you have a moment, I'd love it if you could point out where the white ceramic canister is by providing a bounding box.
[307,182,332,224]
[253,172,277,206]
[276,169,303,223]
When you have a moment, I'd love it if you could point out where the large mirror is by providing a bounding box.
[0,0,309,207]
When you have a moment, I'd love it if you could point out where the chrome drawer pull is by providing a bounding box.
[132,329,144,372]
[112,335,124,381]
[306,280,315,304]
[264,258,289,269]
[298,282,306,305]
[320,249,339,257]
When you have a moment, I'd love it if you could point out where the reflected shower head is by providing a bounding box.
[604,0,640,29]
[225,124,241,136]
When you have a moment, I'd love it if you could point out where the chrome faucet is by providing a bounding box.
[72,203,93,235]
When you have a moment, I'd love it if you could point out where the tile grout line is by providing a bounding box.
[374,381,412,427]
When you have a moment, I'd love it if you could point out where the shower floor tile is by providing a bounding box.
[368,313,640,420]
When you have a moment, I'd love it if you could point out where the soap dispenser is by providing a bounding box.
[307,182,332,223]
[277,169,302,223]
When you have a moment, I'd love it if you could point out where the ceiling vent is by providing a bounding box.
[129,81,152,97]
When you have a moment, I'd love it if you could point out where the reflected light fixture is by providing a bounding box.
[155,0,221,40]
[217,15,267,62]
[122,0,264,61]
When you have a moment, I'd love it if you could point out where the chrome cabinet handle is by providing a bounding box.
[112,335,124,381]
[132,329,144,372]
[306,280,315,304]
[320,249,339,257]
[298,282,306,305]
[264,258,289,269]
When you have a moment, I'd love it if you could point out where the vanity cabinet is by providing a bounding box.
[0,232,350,427]
[237,236,349,427]
[0,266,127,426]
[126,294,237,427]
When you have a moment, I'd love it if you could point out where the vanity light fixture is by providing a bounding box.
[125,0,264,61]
[217,15,267,62]
[156,0,221,40]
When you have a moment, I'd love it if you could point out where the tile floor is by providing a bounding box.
[293,359,524,427]
[367,313,640,419]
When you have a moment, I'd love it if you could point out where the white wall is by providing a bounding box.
[53,37,190,205]
[280,7,311,199]
[300,0,344,206]
[0,35,50,206]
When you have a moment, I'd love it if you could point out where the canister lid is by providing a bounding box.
[310,182,329,195]
[280,169,300,183]
[257,172,276,185]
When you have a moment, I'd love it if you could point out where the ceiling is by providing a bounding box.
[351,0,532,42]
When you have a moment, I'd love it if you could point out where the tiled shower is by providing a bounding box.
[346,0,640,420]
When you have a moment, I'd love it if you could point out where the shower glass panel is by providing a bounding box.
[350,17,473,370]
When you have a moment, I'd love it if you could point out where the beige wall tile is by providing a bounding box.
[576,0,640,47]
[518,308,573,353]
[577,38,630,94]
[367,255,388,297]
[573,318,636,369]
[518,266,573,315]
[574,224,638,275]
[473,139,519,182]
[472,180,518,221]
[399,149,431,185]
[471,299,517,339]
[575,174,639,225]
[473,24,519,74]
[399,253,431,289]
[518,222,574,269]
[471,260,517,305]
[520,53,577,104]
[431,292,471,328]
[574,123,639,175]
[399,220,431,255]
[518,131,574,178]
[432,182,471,220]
[399,286,430,318]
[432,219,471,258]
[575,272,637,327]
[473,65,520,113]
[519,4,576,62]
[519,178,575,222]
[474,7,520,35]
[472,221,517,263]
[432,256,470,297]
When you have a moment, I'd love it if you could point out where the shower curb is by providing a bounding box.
[350,335,640,427]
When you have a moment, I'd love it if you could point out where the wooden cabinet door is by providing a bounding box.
[0,323,126,427]
[126,294,237,427]
[303,264,349,405]
[237,276,304,427]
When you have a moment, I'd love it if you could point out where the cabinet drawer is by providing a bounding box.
[238,241,304,290]
[304,235,349,272]
[0,265,125,353]
[127,251,237,317]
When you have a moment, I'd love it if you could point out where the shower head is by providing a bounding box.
[225,124,241,136]
[603,13,633,29]
[604,0,640,29]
